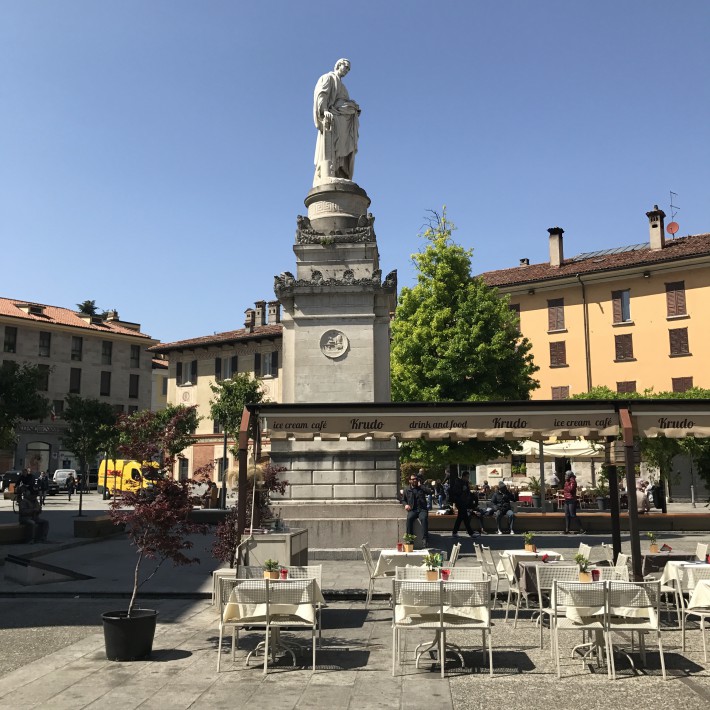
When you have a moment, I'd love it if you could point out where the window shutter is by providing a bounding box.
[214,357,222,380]
[176,362,183,385]
[551,386,569,400]
[191,360,198,383]
[669,328,689,355]
[254,352,261,375]
[676,285,687,315]
[616,381,636,394]
[549,341,566,367]
[611,291,623,323]
[547,299,564,331]
[272,350,279,375]
[231,355,238,375]
[615,334,633,360]
[672,376,693,393]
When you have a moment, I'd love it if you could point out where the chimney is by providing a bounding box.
[105,310,119,321]
[646,204,666,251]
[244,308,255,332]
[254,300,266,326]
[267,300,281,324]
[547,227,564,267]
[519,258,529,266]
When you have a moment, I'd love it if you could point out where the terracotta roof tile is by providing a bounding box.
[0,297,153,339]
[478,233,710,287]
[149,324,283,353]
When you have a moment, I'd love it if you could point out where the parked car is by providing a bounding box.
[1,470,20,493]
[52,469,77,491]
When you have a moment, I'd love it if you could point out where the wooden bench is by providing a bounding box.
[0,523,28,544]
[73,515,125,538]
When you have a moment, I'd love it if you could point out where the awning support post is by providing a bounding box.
[619,407,642,581]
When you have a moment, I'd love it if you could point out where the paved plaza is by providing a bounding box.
[1,493,709,709]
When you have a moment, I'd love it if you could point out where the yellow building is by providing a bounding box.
[148,300,282,479]
[480,207,710,398]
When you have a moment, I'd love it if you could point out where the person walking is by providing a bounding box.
[402,474,432,548]
[563,471,585,534]
[37,471,49,505]
[66,473,76,502]
[451,470,481,537]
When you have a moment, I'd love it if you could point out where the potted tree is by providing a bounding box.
[402,533,416,553]
[263,559,280,579]
[527,476,541,508]
[592,471,610,510]
[103,405,205,661]
[523,531,536,552]
[575,553,592,583]
[424,552,443,581]
[647,531,660,554]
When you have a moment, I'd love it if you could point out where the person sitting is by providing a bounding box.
[490,481,516,535]
[17,487,49,543]
[636,481,650,514]
[202,481,219,509]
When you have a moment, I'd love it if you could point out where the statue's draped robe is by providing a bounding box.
[313,71,359,181]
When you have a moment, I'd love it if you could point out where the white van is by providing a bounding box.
[52,469,76,490]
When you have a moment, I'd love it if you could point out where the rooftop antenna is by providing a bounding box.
[667,190,680,237]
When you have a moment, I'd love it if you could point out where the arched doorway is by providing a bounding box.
[24,441,50,473]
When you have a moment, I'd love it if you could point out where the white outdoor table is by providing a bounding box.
[497,549,563,576]
[374,549,430,577]
[660,561,710,588]
[688,580,710,610]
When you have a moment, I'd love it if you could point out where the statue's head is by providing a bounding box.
[334,58,351,76]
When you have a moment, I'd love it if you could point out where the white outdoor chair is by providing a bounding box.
[217,577,268,672]
[600,542,615,565]
[681,567,710,662]
[615,553,630,571]
[500,554,526,626]
[449,542,462,568]
[447,566,488,582]
[595,566,630,581]
[361,543,391,608]
[577,542,592,560]
[479,546,507,608]
[605,581,666,680]
[552,581,608,679]
[283,565,324,646]
[696,542,709,561]
[534,565,583,653]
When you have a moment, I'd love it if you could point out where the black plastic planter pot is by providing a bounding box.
[102,609,158,661]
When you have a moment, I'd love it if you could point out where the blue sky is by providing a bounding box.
[2,1,709,343]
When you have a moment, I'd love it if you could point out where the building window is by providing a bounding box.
[176,360,198,386]
[666,281,687,317]
[128,374,139,399]
[69,367,82,394]
[611,289,631,323]
[549,341,567,367]
[672,377,693,393]
[37,364,50,392]
[130,345,140,368]
[547,298,565,331]
[616,381,637,394]
[551,386,570,400]
[669,328,690,356]
[52,400,64,418]
[255,351,279,377]
[113,404,124,415]
[178,458,189,480]
[71,336,83,361]
[4,326,17,353]
[614,334,634,361]
[128,405,139,414]
[161,376,168,396]
[214,355,238,381]
[38,331,51,357]
[213,420,223,434]
[100,371,111,397]
[101,341,113,365]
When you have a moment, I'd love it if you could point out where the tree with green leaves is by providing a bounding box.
[76,300,98,315]
[390,209,539,466]
[0,362,49,449]
[209,374,268,456]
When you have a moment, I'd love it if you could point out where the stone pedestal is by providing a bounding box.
[271,180,400,548]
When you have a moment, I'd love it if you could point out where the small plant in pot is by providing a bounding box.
[263,558,280,579]
[424,551,443,581]
[574,553,592,583]
[647,531,659,554]
[523,531,536,552]
[103,405,206,662]
[402,533,416,552]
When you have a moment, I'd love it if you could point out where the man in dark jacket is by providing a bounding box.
[402,474,432,547]
[490,481,516,535]
[451,470,482,537]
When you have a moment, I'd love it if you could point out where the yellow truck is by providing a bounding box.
[98,459,162,497]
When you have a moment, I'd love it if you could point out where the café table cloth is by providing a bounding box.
[222,579,325,624]
[374,549,430,577]
[497,550,563,576]
[660,561,710,588]
[394,581,489,624]
[687,580,710,610]
[563,583,657,626]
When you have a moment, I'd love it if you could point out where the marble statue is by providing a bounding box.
[313,58,360,184]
